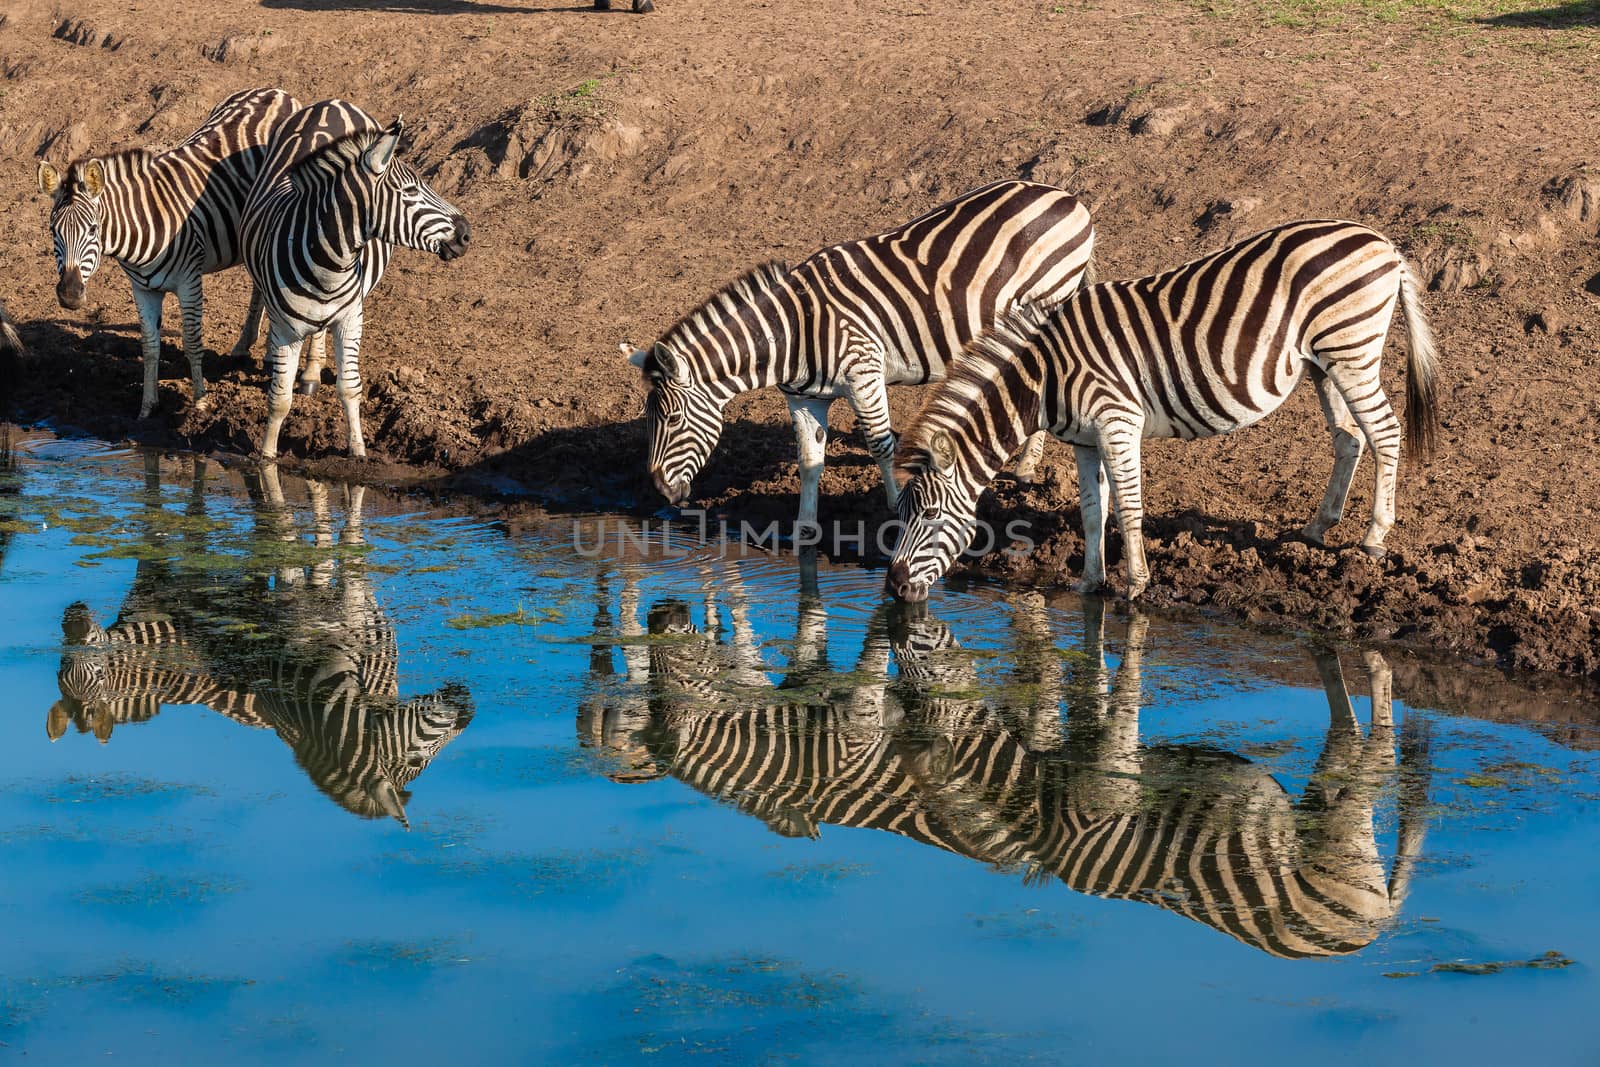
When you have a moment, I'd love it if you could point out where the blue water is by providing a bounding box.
[0,428,1596,1065]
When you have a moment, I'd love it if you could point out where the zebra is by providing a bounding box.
[593,0,655,9]
[586,569,1431,958]
[48,601,268,744]
[623,180,1096,525]
[887,219,1440,602]
[887,604,1432,960]
[35,87,322,420]
[45,460,473,827]
[243,99,471,459]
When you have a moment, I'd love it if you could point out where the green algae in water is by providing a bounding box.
[445,605,563,630]
[1384,951,1575,978]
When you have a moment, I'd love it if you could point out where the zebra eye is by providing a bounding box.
[665,409,686,428]
[921,506,941,521]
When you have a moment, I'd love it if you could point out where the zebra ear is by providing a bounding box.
[929,430,957,474]
[80,160,105,198]
[36,161,61,197]
[362,121,403,177]
[47,700,72,742]
[91,704,114,744]
[649,341,686,382]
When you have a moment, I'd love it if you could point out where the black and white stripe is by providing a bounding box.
[47,464,473,827]
[49,602,267,744]
[37,87,302,418]
[888,219,1440,601]
[586,579,1430,958]
[625,180,1096,524]
[243,99,471,459]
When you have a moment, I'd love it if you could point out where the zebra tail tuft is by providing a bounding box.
[0,300,23,357]
[1398,261,1439,463]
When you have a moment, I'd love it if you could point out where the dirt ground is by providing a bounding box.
[1,0,1598,682]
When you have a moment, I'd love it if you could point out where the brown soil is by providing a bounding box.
[2,0,1598,682]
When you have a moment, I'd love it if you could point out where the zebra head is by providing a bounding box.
[887,429,980,602]
[328,683,474,829]
[627,341,723,505]
[37,159,107,311]
[48,601,113,743]
[356,121,471,261]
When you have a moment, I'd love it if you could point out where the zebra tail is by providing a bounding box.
[0,300,23,357]
[1081,251,1098,287]
[1398,260,1439,462]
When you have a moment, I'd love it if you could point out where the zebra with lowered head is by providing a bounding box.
[624,180,1095,526]
[888,219,1440,602]
[35,87,319,419]
[243,99,471,459]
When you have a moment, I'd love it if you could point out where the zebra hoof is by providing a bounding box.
[594,0,611,7]
[1360,543,1387,560]
[297,380,319,396]
[1073,578,1106,595]
[633,0,654,9]
[1125,578,1149,601]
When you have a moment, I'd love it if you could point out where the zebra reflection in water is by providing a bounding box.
[48,458,472,827]
[581,567,1431,958]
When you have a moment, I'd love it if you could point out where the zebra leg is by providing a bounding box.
[1011,432,1049,485]
[1072,445,1110,593]
[1320,360,1402,558]
[131,284,165,420]
[786,395,832,529]
[844,371,899,510]
[261,325,304,459]
[230,284,266,361]
[299,331,329,396]
[1097,424,1150,600]
[1302,367,1366,547]
[330,313,368,458]
[176,275,208,411]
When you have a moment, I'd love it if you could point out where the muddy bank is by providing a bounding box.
[2,0,1599,683]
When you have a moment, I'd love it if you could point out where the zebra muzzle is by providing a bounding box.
[886,560,930,603]
[651,469,690,505]
[56,269,85,311]
[438,216,471,261]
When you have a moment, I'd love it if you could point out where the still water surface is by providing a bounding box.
[0,428,1596,1064]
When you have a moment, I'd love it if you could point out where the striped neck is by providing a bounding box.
[660,263,797,395]
[91,152,157,262]
[904,323,1047,491]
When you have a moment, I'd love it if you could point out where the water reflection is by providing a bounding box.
[583,563,1432,959]
[47,459,473,827]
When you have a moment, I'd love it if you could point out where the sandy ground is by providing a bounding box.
[1,0,1598,681]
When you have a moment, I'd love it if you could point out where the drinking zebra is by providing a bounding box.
[46,460,473,827]
[243,99,471,459]
[887,220,1440,602]
[35,87,319,419]
[582,572,1430,958]
[624,180,1095,525]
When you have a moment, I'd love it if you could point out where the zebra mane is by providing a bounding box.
[895,302,1051,475]
[285,127,386,186]
[655,262,792,377]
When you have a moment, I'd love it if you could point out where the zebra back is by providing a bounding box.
[43,87,300,285]
[642,180,1094,392]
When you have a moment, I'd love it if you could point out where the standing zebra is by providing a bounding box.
[46,460,474,827]
[888,220,1440,602]
[243,99,471,459]
[36,87,314,419]
[625,180,1095,525]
